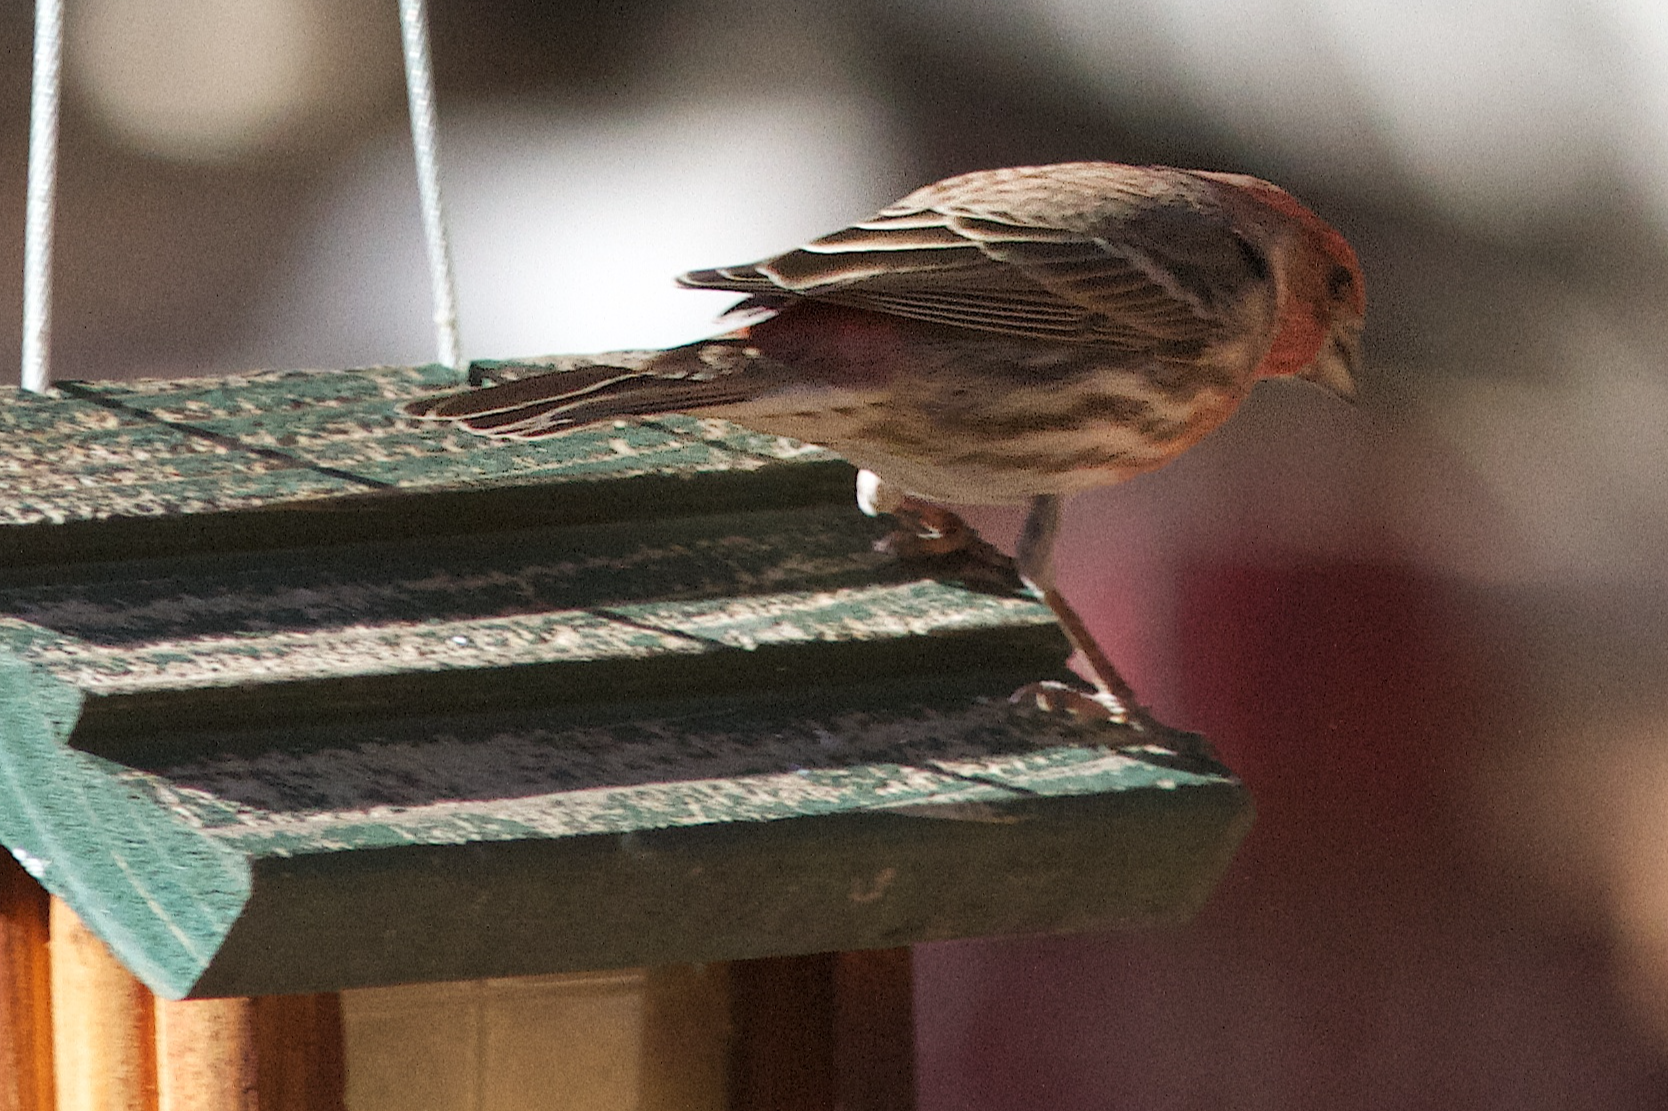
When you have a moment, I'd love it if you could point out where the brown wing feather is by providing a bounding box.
[679,163,1268,351]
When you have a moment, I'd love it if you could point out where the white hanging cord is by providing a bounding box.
[398,0,463,373]
[21,0,64,393]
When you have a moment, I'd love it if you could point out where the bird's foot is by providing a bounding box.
[876,502,996,559]
[1010,680,1135,726]
[857,471,1014,576]
[874,502,1021,595]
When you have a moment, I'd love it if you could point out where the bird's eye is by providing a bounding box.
[1235,234,1271,281]
[1327,264,1355,300]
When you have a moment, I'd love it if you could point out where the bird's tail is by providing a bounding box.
[402,339,772,439]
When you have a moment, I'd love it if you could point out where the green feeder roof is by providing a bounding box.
[0,359,1249,999]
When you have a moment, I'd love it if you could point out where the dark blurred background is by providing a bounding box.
[6,1,1668,1105]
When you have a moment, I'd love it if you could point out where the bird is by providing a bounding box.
[405,161,1365,725]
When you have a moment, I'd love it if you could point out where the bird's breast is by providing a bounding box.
[700,343,1251,505]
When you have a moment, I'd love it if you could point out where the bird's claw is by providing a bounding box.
[875,503,1017,590]
[1010,680,1133,726]
[876,526,1011,567]
[877,504,984,555]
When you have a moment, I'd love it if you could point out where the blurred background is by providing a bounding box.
[5,0,1668,1105]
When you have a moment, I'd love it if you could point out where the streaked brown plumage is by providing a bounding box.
[407,162,1366,721]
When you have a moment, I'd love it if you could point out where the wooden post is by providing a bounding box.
[154,992,348,1111]
[252,995,346,1111]
[1,852,53,1111]
[729,953,837,1110]
[49,898,156,1111]
[50,899,344,1111]
[834,948,915,1111]
[155,998,256,1111]
[727,949,914,1111]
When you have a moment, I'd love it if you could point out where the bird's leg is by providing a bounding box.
[1011,491,1062,593]
[861,475,1149,726]
[1011,494,1149,727]
[857,470,1011,566]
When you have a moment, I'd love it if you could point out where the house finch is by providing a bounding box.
[407,162,1365,723]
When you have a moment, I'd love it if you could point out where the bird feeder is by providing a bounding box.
[0,359,1251,1108]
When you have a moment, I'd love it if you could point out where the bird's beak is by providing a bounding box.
[1300,324,1361,403]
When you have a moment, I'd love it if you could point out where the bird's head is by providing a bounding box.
[1294,227,1366,402]
[1196,171,1366,401]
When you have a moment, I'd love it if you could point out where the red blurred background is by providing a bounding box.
[6,1,1668,1105]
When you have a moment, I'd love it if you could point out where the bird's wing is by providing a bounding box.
[680,170,1269,353]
